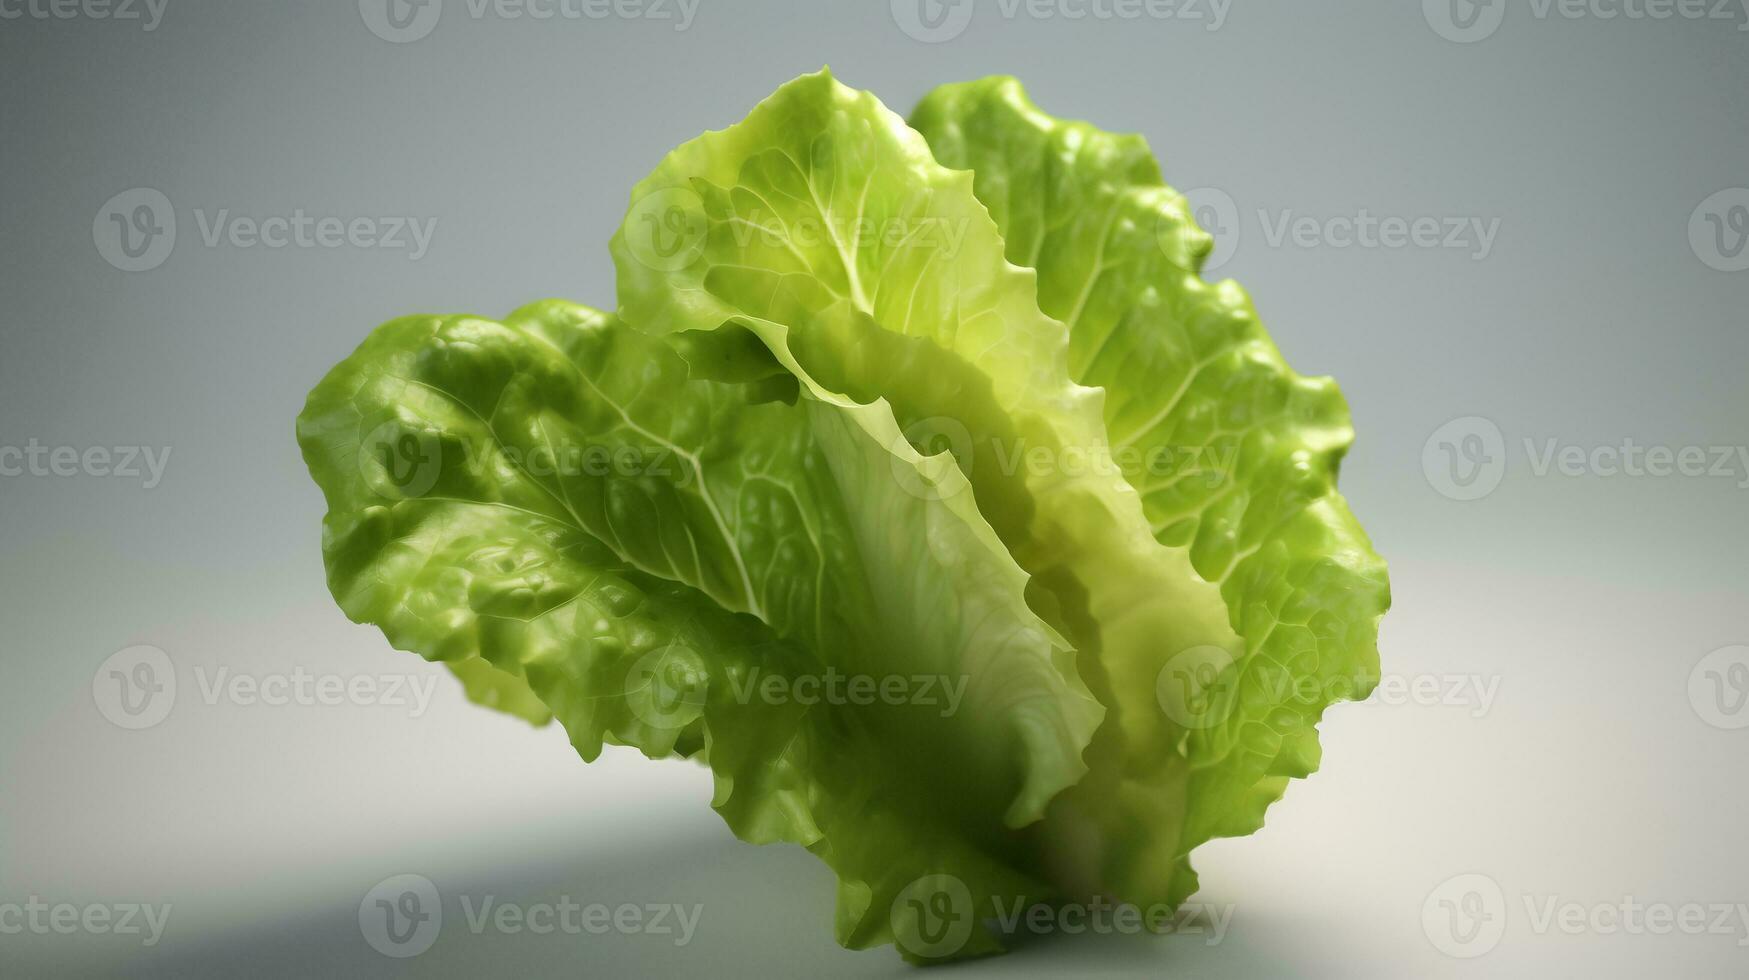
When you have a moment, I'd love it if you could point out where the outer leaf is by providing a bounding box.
[611,69,1247,909]
[296,300,1099,960]
[911,77,1391,884]
[445,657,553,726]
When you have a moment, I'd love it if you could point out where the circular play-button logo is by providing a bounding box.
[360,0,442,43]
[891,874,974,959]
[94,188,176,272]
[1423,0,1505,43]
[360,874,442,957]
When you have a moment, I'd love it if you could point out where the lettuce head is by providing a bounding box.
[297,69,1388,964]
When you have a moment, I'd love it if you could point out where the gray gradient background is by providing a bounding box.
[2,1,1746,976]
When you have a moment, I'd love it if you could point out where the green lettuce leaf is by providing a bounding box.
[610,68,1258,910]
[444,656,553,726]
[910,77,1391,880]
[296,299,1101,960]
